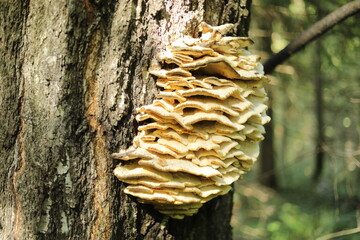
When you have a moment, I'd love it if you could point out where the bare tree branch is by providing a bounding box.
[316,174,360,240]
[263,0,360,74]
[316,227,360,240]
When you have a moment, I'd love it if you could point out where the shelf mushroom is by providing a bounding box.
[112,22,270,219]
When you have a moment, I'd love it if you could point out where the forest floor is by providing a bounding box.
[231,169,360,240]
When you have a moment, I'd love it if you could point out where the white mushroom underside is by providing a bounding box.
[112,22,270,219]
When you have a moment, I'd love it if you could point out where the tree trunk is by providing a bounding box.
[0,1,251,239]
[312,42,325,183]
[260,99,277,189]
[253,2,277,189]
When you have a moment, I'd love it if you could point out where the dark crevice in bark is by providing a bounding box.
[61,2,90,238]
[54,1,116,239]
[12,74,27,240]
[217,0,229,26]
[0,1,30,239]
[0,0,29,164]
[238,0,252,36]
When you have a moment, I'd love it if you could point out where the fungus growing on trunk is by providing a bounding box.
[112,22,270,219]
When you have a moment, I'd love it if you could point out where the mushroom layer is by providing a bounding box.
[112,23,270,219]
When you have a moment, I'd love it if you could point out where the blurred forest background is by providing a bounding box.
[232,0,360,239]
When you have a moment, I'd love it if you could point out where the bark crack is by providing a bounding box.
[11,76,27,240]
[84,0,95,24]
[83,27,111,239]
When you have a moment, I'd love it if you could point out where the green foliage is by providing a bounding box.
[232,0,360,239]
[233,182,360,239]
[266,203,333,239]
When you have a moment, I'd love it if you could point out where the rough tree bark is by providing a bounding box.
[0,1,252,239]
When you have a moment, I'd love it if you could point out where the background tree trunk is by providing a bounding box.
[255,4,277,189]
[0,1,252,239]
[312,36,325,183]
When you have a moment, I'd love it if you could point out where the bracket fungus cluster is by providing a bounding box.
[112,23,270,219]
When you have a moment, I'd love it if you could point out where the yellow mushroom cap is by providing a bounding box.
[112,22,270,219]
